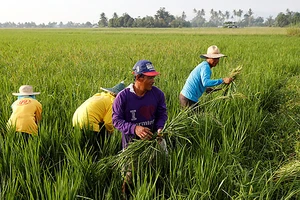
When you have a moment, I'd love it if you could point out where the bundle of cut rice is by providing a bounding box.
[273,160,300,182]
[223,66,243,97]
[111,108,194,171]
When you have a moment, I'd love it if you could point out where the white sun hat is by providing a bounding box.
[200,45,226,59]
[12,85,40,96]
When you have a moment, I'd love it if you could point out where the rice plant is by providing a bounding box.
[222,65,243,97]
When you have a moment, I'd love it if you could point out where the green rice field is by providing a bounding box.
[0,27,299,199]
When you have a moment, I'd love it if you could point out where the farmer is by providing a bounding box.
[72,81,125,151]
[7,85,42,140]
[179,45,233,108]
[112,60,168,198]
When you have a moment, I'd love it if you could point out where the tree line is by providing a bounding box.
[1,8,299,28]
[99,8,300,28]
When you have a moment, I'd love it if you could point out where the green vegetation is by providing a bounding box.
[0,28,299,199]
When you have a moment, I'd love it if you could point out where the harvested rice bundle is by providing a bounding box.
[223,66,242,97]
[229,65,243,80]
[273,160,300,182]
[113,138,167,171]
[112,108,193,171]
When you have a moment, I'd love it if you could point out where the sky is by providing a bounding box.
[0,0,299,24]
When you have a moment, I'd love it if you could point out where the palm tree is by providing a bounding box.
[233,9,237,21]
[237,9,243,24]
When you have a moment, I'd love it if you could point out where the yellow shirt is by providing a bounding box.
[7,98,42,135]
[72,92,115,133]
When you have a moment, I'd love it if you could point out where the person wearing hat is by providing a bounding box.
[72,81,125,151]
[7,85,42,138]
[180,45,233,108]
[112,60,168,198]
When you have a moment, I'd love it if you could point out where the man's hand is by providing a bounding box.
[223,77,233,84]
[156,128,168,155]
[157,129,163,136]
[206,87,222,94]
[206,87,214,94]
[135,125,153,140]
[156,128,163,142]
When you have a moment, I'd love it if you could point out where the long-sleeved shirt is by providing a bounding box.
[72,92,115,133]
[7,97,42,135]
[180,61,224,102]
[112,84,168,149]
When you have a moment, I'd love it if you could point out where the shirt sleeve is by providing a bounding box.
[154,90,168,131]
[112,91,136,136]
[200,65,223,87]
[103,106,114,133]
[35,101,42,124]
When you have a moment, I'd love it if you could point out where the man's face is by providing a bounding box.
[140,75,156,91]
[207,58,220,68]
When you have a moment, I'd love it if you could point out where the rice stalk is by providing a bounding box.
[111,93,236,173]
[110,105,202,172]
[229,65,243,80]
[223,66,243,97]
[273,160,300,182]
[111,138,169,172]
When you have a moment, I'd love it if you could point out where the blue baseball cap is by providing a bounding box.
[132,60,160,76]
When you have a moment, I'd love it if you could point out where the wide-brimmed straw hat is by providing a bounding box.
[100,81,125,95]
[12,85,40,96]
[200,45,226,59]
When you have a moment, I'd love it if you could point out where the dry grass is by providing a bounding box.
[287,27,300,36]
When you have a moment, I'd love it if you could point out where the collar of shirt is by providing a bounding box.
[128,83,136,94]
[17,95,36,100]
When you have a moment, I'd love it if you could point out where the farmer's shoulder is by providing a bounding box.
[198,61,209,69]
[151,86,166,96]
[115,87,131,99]
[190,61,207,73]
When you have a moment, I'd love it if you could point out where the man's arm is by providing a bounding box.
[155,89,168,131]
[112,91,136,136]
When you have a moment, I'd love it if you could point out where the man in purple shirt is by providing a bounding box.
[113,59,168,149]
[112,59,168,198]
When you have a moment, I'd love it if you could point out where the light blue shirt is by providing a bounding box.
[181,61,223,102]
